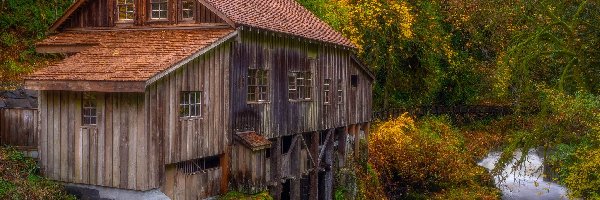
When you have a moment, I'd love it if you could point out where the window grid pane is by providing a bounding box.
[151,0,168,19]
[248,69,269,102]
[117,0,135,21]
[337,79,343,104]
[82,93,97,126]
[324,79,331,104]
[182,0,194,19]
[180,91,202,117]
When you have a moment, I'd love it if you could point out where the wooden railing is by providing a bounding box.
[0,108,39,149]
[373,105,513,122]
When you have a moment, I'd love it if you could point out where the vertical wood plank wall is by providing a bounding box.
[38,91,157,191]
[230,143,269,193]
[147,42,231,165]
[230,30,373,139]
[163,165,222,199]
[0,108,38,148]
[64,0,225,29]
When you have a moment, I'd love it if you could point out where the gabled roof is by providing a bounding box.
[50,0,355,48]
[26,29,236,83]
[234,131,272,151]
[203,0,355,48]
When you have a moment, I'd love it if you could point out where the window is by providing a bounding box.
[248,69,269,102]
[181,0,194,20]
[323,79,331,104]
[150,0,168,19]
[117,0,135,21]
[82,93,97,126]
[351,75,359,87]
[337,79,343,104]
[180,91,202,117]
[282,135,293,154]
[288,71,313,101]
[176,156,220,174]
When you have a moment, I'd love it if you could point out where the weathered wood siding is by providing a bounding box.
[0,108,38,148]
[163,165,221,199]
[62,0,225,29]
[230,30,373,138]
[146,42,231,165]
[38,91,157,191]
[230,143,269,193]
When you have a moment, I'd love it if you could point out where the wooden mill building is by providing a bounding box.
[25,0,373,199]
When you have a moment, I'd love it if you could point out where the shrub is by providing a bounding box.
[369,114,499,199]
[0,147,75,200]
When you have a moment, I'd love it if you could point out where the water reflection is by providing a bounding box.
[478,149,569,200]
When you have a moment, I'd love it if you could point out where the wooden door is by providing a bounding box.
[74,126,99,184]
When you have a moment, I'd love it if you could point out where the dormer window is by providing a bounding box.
[117,0,135,21]
[182,0,195,20]
[151,0,168,19]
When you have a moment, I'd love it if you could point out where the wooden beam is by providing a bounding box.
[318,129,333,164]
[49,0,87,32]
[24,80,145,93]
[309,131,319,200]
[196,0,236,28]
[36,44,96,54]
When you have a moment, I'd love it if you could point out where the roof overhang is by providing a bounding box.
[24,80,145,93]
[145,30,238,86]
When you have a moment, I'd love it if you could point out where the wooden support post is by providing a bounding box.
[291,134,301,200]
[353,125,360,160]
[324,129,334,200]
[270,137,282,200]
[338,127,348,168]
[221,145,231,193]
[363,122,370,159]
[309,131,319,200]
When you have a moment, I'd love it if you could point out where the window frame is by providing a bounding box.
[179,91,203,119]
[82,93,97,126]
[180,0,195,21]
[116,0,135,22]
[149,0,169,20]
[337,79,343,105]
[247,68,270,103]
[323,78,332,105]
[288,71,313,102]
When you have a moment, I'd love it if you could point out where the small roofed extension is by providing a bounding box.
[25,0,373,199]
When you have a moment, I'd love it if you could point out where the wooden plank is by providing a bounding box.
[82,127,90,183]
[67,93,75,182]
[74,93,83,183]
[39,91,48,175]
[136,94,148,190]
[60,91,68,181]
[128,94,137,189]
[89,127,98,185]
[52,91,60,180]
[119,93,129,188]
[97,93,105,186]
[105,93,114,186]
[112,94,122,187]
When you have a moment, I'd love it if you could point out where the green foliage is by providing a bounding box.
[219,191,273,200]
[0,0,71,86]
[0,147,75,200]
[495,89,600,199]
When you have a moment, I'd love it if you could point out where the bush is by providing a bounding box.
[0,147,75,200]
[369,114,500,199]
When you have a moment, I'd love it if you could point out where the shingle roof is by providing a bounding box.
[234,131,272,151]
[204,0,355,48]
[26,28,235,82]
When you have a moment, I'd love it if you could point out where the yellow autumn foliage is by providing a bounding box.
[369,114,499,198]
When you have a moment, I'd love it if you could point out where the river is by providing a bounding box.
[478,149,569,200]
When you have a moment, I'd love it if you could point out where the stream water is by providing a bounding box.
[478,149,569,200]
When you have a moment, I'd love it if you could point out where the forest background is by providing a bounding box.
[1,0,599,199]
